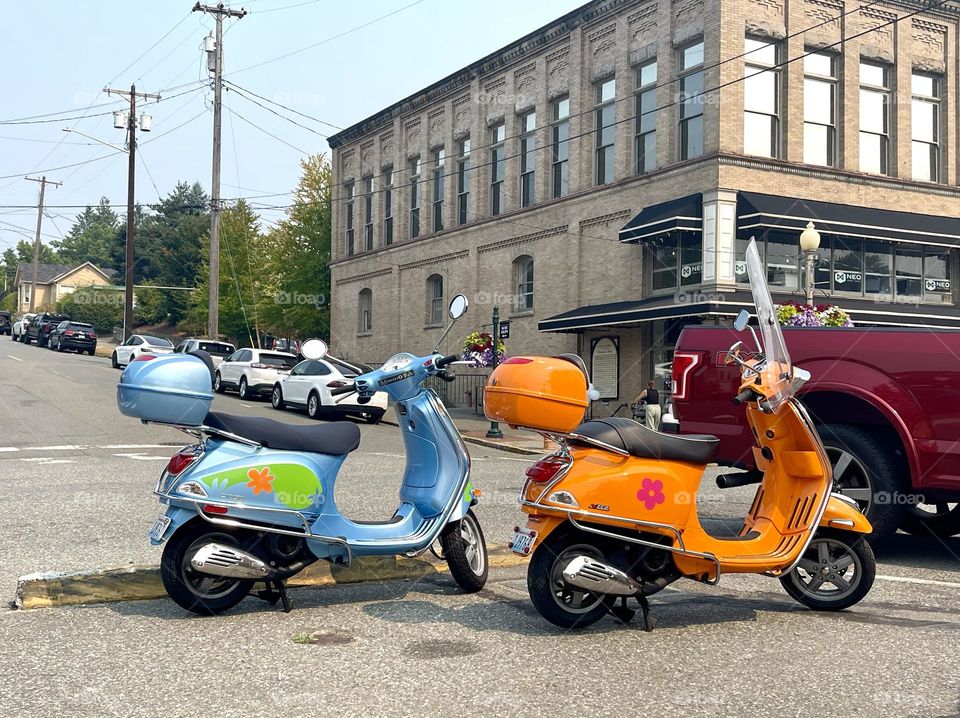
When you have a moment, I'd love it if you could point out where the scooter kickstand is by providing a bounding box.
[275,580,291,613]
[609,596,636,625]
[257,580,292,612]
[637,592,654,632]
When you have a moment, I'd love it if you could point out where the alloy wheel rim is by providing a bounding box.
[308,395,318,415]
[460,515,485,575]
[789,537,861,602]
[550,544,605,614]
[272,388,281,407]
[825,446,873,514]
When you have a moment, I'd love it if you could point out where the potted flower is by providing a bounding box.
[463,331,507,368]
[776,301,853,327]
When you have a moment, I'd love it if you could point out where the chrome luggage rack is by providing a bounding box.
[521,429,723,585]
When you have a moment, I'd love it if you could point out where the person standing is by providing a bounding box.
[633,380,661,431]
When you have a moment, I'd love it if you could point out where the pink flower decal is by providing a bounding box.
[636,478,665,510]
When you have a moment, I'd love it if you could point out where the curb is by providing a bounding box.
[14,544,527,610]
[381,417,546,456]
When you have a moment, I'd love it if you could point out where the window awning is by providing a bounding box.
[619,193,703,243]
[738,191,960,248]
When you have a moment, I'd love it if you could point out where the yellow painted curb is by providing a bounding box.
[14,545,528,610]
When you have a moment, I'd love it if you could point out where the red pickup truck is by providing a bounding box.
[672,326,960,541]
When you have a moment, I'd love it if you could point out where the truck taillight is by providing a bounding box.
[671,352,701,401]
[525,457,568,484]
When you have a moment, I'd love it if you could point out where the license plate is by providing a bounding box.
[149,514,172,542]
[510,526,538,556]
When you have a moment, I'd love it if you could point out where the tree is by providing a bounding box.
[258,154,332,341]
[52,197,119,271]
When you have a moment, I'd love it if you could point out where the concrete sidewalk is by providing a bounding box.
[384,406,553,456]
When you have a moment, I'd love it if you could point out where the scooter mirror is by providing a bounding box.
[300,338,328,360]
[734,309,750,332]
[449,294,469,320]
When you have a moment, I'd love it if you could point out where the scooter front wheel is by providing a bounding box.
[527,528,616,629]
[780,530,876,611]
[439,509,488,592]
[160,522,255,615]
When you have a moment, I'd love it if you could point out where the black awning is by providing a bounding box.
[619,193,703,243]
[540,290,960,332]
[738,191,960,248]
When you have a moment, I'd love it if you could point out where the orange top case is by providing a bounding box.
[484,356,589,434]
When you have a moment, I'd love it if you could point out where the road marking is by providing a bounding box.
[18,457,76,465]
[22,444,85,451]
[98,444,175,450]
[0,447,19,453]
[7,355,22,362]
[112,452,170,461]
[876,574,960,589]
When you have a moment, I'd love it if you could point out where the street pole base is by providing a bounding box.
[486,423,503,439]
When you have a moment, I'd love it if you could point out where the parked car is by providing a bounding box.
[214,348,297,400]
[271,356,388,423]
[0,311,11,336]
[48,320,98,355]
[11,313,36,342]
[174,338,236,369]
[25,312,69,346]
[672,325,960,540]
[111,334,174,368]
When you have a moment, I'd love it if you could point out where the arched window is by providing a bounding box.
[514,255,534,312]
[427,274,444,325]
[359,289,372,334]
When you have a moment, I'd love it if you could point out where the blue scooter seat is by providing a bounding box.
[205,412,361,455]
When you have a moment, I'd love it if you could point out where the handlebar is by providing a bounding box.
[329,383,356,396]
[716,470,763,489]
[435,353,460,369]
[732,387,759,406]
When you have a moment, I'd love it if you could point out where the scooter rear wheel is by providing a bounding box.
[527,529,616,629]
[161,522,255,615]
[780,530,876,611]
[439,509,488,592]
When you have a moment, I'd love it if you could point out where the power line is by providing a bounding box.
[225,83,330,139]
[224,105,312,154]
[225,80,341,131]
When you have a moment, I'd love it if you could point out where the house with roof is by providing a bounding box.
[13,261,115,313]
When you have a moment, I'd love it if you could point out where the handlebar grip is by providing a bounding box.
[732,387,757,406]
[716,471,764,489]
[330,383,355,396]
[436,354,460,369]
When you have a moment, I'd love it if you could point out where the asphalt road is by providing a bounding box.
[2,338,960,717]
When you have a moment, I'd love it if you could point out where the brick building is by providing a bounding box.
[327,0,960,411]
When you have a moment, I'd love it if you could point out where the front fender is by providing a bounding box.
[819,495,872,534]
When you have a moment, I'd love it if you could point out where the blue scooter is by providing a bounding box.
[123,294,487,615]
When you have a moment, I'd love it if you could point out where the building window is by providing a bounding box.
[432,149,445,232]
[859,61,891,175]
[595,79,616,185]
[515,255,534,312]
[345,183,355,257]
[912,73,941,182]
[519,111,536,207]
[490,124,505,215]
[679,41,704,161]
[803,52,837,167]
[457,138,470,225]
[363,176,373,251]
[649,233,702,291]
[409,157,421,238]
[383,167,394,245]
[359,288,372,334]
[551,96,570,198]
[744,37,781,159]
[635,60,657,174]
[427,274,444,325]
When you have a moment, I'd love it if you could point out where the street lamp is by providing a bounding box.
[800,221,821,307]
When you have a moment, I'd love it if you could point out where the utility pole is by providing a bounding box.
[193,1,247,339]
[104,84,160,340]
[486,305,503,439]
[24,176,62,312]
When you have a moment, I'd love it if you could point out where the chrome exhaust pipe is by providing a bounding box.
[190,543,272,580]
[561,555,641,596]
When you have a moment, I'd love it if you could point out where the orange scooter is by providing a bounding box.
[485,239,876,630]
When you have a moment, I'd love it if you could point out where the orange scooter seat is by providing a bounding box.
[571,418,719,464]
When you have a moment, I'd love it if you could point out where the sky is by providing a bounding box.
[1,0,586,254]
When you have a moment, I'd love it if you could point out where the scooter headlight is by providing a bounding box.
[177,481,208,498]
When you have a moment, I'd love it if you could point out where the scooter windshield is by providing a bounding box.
[745,238,794,410]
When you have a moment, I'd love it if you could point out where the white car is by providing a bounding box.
[12,313,36,342]
[215,348,298,400]
[173,338,236,369]
[111,334,174,368]
[271,356,388,424]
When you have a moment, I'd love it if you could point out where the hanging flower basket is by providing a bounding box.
[463,331,507,368]
[776,301,853,328]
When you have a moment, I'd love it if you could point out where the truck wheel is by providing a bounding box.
[899,502,960,538]
[818,423,905,542]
